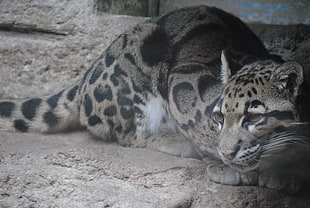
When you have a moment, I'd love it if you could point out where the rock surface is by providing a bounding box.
[0,0,310,207]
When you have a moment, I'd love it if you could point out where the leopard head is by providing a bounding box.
[213,51,307,172]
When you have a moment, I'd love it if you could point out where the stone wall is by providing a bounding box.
[160,0,310,24]
[94,0,310,24]
[94,0,159,16]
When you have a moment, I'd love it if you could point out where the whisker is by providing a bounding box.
[260,153,276,158]
[263,135,310,147]
[289,122,310,125]
[260,133,310,157]
[263,136,295,145]
[261,148,285,154]
[262,143,289,150]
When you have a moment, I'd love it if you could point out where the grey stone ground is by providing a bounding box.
[0,0,310,207]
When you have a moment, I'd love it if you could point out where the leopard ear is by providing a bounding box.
[220,50,231,84]
[220,49,257,84]
[271,61,304,100]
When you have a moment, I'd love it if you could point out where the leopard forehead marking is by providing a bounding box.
[220,62,277,113]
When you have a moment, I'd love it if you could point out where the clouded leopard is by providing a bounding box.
[0,6,309,193]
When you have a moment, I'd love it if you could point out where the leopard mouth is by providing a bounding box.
[222,154,261,172]
[219,145,262,172]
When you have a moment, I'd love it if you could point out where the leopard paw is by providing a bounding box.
[258,170,303,193]
[146,133,200,159]
[207,163,258,186]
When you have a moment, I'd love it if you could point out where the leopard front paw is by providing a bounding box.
[258,170,303,193]
[146,133,201,159]
[207,163,258,186]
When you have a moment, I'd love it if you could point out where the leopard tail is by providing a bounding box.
[0,83,81,133]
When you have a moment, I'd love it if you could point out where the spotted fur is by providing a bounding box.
[0,6,309,192]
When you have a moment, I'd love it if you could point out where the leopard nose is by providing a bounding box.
[219,149,236,160]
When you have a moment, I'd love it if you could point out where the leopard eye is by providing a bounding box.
[242,113,262,129]
[246,113,262,123]
[213,111,224,124]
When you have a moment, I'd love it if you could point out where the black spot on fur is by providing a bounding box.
[124,122,136,134]
[105,52,115,67]
[120,87,131,95]
[252,87,257,95]
[43,111,59,127]
[133,94,144,105]
[81,66,93,87]
[67,85,79,101]
[122,34,128,49]
[0,101,15,117]
[115,125,123,133]
[114,64,128,77]
[102,72,108,80]
[14,119,28,132]
[134,106,143,115]
[117,91,133,106]
[195,110,202,122]
[47,90,64,109]
[225,87,230,95]
[88,115,102,126]
[124,53,136,65]
[172,82,195,113]
[244,101,251,114]
[251,100,265,108]
[188,120,195,128]
[120,107,134,120]
[93,84,113,103]
[258,77,264,85]
[22,98,42,120]
[181,124,188,131]
[131,79,142,93]
[104,106,117,117]
[247,91,252,97]
[140,27,169,66]
[89,62,104,85]
[254,79,259,85]
[83,94,93,117]
[110,64,128,86]
[107,119,115,129]
[205,97,220,117]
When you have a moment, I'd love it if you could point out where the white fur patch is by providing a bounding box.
[248,105,266,114]
[146,93,167,134]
